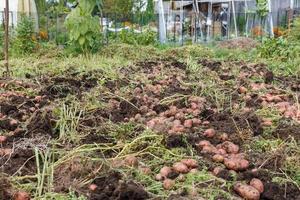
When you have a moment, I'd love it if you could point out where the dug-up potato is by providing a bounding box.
[180,159,198,169]
[250,178,264,193]
[160,166,173,178]
[172,162,189,174]
[234,182,260,200]
[224,158,249,171]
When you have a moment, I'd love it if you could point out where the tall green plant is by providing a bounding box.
[256,0,269,18]
[65,0,102,54]
[12,15,37,55]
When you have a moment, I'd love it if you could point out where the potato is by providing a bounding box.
[169,106,177,116]
[139,105,148,114]
[197,140,211,147]
[14,191,30,200]
[10,119,18,126]
[201,145,218,154]
[212,166,223,176]
[219,133,229,141]
[238,159,250,170]
[173,120,181,126]
[173,162,189,174]
[163,179,175,190]
[217,149,227,155]
[146,120,156,129]
[180,159,198,168]
[203,129,215,138]
[192,109,201,116]
[155,173,163,181]
[172,125,185,134]
[262,121,272,126]
[89,184,98,191]
[34,95,43,102]
[139,166,152,175]
[160,166,173,177]
[234,182,260,200]
[224,158,249,171]
[221,141,239,154]
[250,178,264,193]
[238,86,248,94]
[0,136,7,143]
[177,174,185,182]
[124,155,138,167]
[190,102,199,110]
[202,121,210,125]
[183,119,193,128]
[0,148,12,156]
[192,118,201,126]
[212,154,224,163]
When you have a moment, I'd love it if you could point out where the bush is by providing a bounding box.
[12,15,37,55]
[65,0,100,55]
[108,28,157,46]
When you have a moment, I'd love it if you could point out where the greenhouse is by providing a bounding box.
[156,0,300,43]
[0,0,39,30]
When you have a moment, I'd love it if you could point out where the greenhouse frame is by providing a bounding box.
[156,0,300,43]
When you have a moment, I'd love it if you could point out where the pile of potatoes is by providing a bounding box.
[145,97,206,134]
[196,129,250,172]
[234,178,264,200]
[155,159,199,190]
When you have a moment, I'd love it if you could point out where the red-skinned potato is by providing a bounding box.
[224,158,249,171]
[197,140,211,147]
[183,119,193,128]
[203,129,216,138]
[155,173,163,181]
[212,166,223,176]
[201,145,218,154]
[180,159,198,168]
[124,155,138,167]
[89,184,98,191]
[192,118,201,126]
[219,133,229,141]
[160,166,173,177]
[139,166,151,175]
[234,182,260,200]
[173,162,189,174]
[221,141,239,154]
[238,86,248,94]
[217,149,227,155]
[163,179,175,190]
[212,154,224,163]
[14,191,30,200]
[0,135,7,143]
[250,178,264,193]
[0,148,12,156]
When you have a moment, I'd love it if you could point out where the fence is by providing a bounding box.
[0,8,300,46]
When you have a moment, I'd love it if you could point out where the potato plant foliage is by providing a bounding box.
[65,0,102,53]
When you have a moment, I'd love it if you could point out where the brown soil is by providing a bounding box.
[0,148,36,176]
[209,111,263,141]
[90,172,149,200]
[0,176,12,199]
[274,120,300,142]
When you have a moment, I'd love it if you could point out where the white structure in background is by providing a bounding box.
[156,0,299,43]
[0,0,39,31]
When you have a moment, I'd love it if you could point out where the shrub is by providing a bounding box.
[117,28,157,46]
[12,15,37,55]
[65,0,101,54]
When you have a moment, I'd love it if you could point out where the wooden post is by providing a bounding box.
[4,0,10,77]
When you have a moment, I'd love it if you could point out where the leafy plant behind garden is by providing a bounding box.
[12,15,37,56]
[65,0,102,54]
